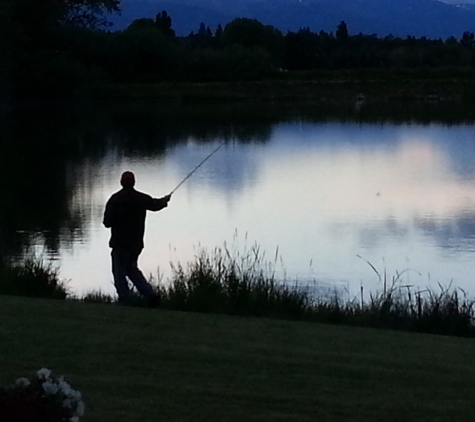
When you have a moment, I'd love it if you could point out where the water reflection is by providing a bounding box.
[2,100,475,297]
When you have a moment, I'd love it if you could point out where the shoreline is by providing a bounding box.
[97,69,475,102]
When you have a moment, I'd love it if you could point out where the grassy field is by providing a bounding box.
[1,295,474,422]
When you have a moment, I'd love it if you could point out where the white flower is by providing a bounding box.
[69,389,82,401]
[76,400,85,416]
[37,368,52,379]
[42,380,59,395]
[58,380,72,396]
[29,368,84,420]
[15,377,31,387]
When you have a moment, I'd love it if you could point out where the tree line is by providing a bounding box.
[1,0,475,99]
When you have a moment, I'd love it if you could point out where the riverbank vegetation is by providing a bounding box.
[1,294,475,422]
[103,69,475,102]
[0,258,68,299]
[2,247,474,338]
[2,1,475,100]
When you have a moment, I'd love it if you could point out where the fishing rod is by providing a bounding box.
[169,142,226,195]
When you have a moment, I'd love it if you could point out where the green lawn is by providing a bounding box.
[1,295,474,422]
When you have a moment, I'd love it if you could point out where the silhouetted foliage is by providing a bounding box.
[336,21,349,41]
[3,7,475,99]
[222,18,285,66]
[285,28,324,70]
[155,10,175,37]
[1,0,119,99]
[186,22,215,50]
[105,25,183,83]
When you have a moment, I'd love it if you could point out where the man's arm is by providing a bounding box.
[148,194,172,212]
[103,197,114,228]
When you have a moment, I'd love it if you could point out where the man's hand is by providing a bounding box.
[164,194,172,202]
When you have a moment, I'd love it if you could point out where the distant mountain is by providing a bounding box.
[453,2,475,10]
[440,0,475,4]
[108,0,475,39]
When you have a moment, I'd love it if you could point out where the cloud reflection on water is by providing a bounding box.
[89,121,474,297]
[78,121,475,295]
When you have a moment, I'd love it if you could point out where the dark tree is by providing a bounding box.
[6,0,120,29]
[222,18,284,65]
[128,18,156,31]
[285,29,322,70]
[198,22,207,37]
[4,0,120,98]
[185,22,216,49]
[155,10,175,37]
[62,0,120,27]
[461,31,475,49]
[215,24,223,39]
[336,21,349,41]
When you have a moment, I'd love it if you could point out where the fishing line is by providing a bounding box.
[169,142,225,195]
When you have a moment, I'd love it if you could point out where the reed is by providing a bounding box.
[307,282,475,337]
[0,257,68,299]
[157,244,310,320]
[3,247,473,338]
[151,245,475,337]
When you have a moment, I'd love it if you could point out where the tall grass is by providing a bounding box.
[145,244,474,337]
[309,283,475,337]
[0,257,68,299]
[154,245,475,337]
[2,247,474,338]
[157,244,310,320]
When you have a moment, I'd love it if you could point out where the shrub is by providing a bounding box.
[0,258,68,299]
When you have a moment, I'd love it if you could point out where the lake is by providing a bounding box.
[2,100,475,299]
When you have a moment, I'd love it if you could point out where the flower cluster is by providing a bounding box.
[0,368,85,422]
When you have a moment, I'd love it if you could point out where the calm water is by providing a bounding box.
[2,101,475,298]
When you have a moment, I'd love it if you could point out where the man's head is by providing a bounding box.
[120,171,135,188]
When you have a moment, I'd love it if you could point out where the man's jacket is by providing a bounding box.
[103,187,168,252]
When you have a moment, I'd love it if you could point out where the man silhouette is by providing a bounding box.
[103,171,171,306]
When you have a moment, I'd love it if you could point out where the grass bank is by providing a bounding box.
[99,68,475,103]
[1,295,474,422]
[3,249,475,338]
[83,245,475,338]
